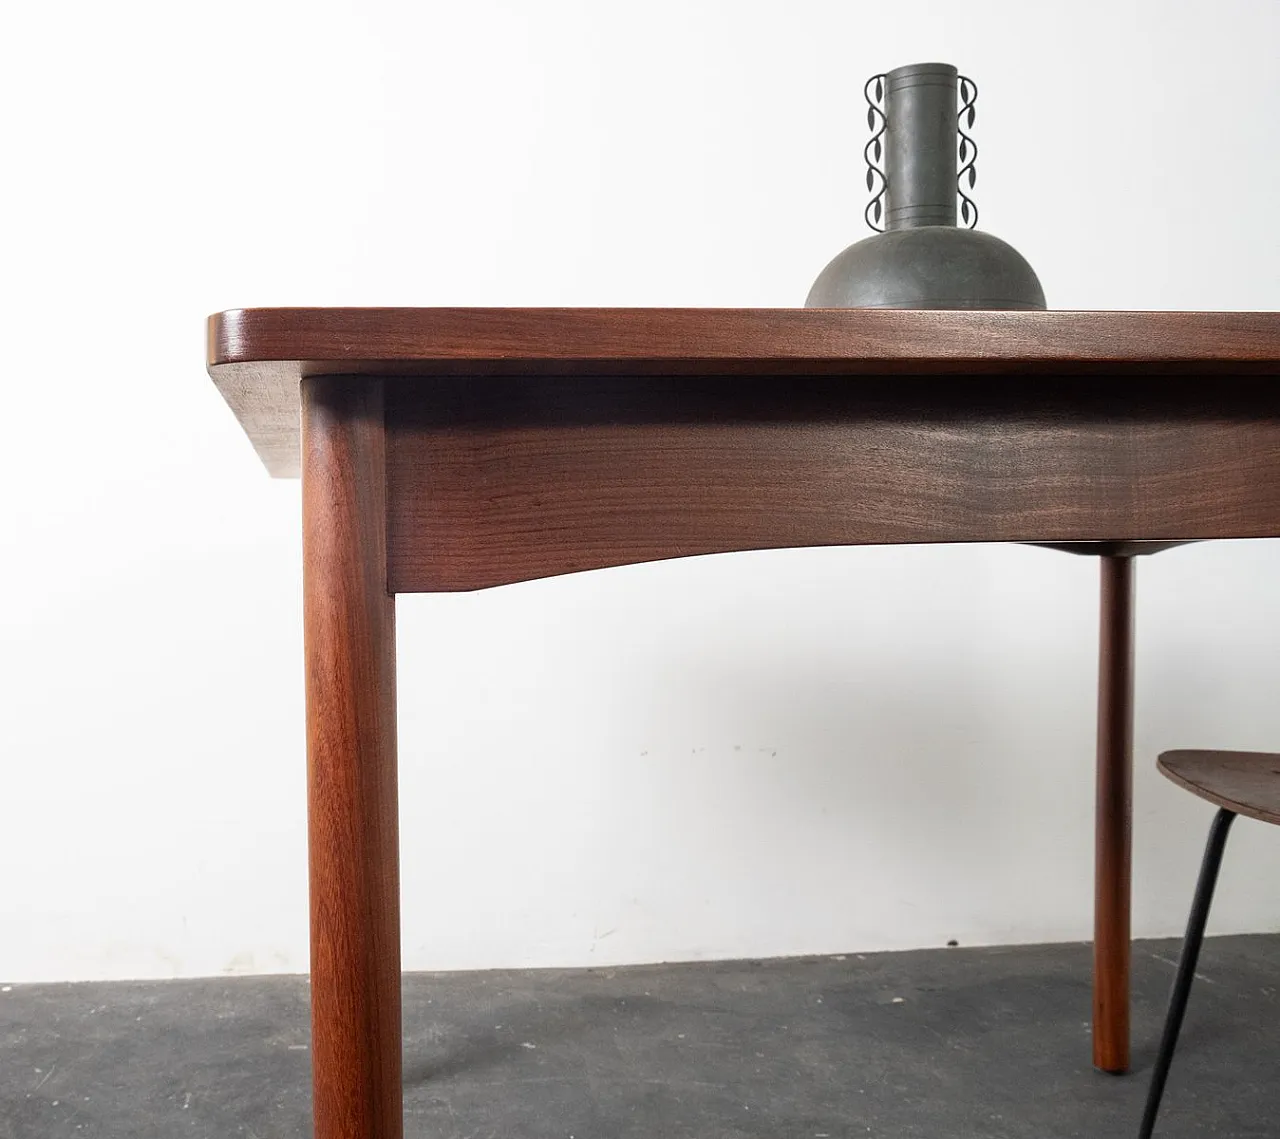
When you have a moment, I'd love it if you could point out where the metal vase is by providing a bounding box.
[806,62,1045,310]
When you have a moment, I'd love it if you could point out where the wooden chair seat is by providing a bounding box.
[1158,750,1280,826]
[1141,749,1280,1136]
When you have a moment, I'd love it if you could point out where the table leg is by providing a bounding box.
[302,376,403,1138]
[1094,553,1134,1073]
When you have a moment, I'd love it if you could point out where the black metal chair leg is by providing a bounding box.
[1139,807,1237,1139]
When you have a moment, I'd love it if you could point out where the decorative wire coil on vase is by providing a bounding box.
[806,62,1045,310]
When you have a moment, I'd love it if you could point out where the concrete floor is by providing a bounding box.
[1,935,1276,1138]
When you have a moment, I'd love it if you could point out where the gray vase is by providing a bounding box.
[806,62,1045,310]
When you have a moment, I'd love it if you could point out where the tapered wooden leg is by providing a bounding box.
[1095,554,1134,1074]
[302,376,402,1138]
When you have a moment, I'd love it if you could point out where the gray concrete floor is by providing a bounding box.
[1,935,1276,1138]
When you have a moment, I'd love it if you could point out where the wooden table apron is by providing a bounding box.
[209,307,1280,1139]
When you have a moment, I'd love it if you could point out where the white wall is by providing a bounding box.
[2,0,1279,982]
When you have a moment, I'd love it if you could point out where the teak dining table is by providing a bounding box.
[208,306,1280,1139]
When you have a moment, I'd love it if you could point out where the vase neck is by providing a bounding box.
[883,63,958,230]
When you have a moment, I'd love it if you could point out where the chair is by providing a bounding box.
[1139,749,1280,1138]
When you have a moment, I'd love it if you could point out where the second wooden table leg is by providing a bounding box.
[302,376,403,1138]
[1095,554,1135,1073]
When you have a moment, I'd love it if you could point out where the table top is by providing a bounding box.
[207,308,1280,476]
